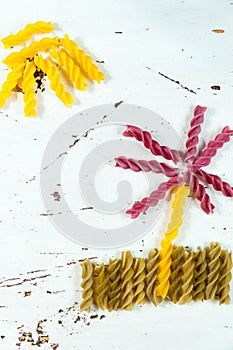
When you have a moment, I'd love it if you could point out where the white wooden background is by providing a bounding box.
[1,0,233,349]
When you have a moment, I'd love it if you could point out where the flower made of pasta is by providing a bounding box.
[0,21,105,117]
[115,106,233,216]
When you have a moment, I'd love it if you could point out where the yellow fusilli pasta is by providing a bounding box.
[1,21,55,48]
[22,60,37,117]
[49,49,87,91]
[60,34,105,83]
[0,63,25,107]
[3,37,60,68]
[34,55,74,106]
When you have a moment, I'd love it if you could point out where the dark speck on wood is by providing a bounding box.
[115,31,122,34]
[211,85,220,90]
[114,100,124,108]
[80,207,93,211]
[96,60,105,64]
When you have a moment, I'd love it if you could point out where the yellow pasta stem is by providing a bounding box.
[22,60,37,117]
[3,37,59,68]
[156,184,190,298]
[0,63,25,107]
[1,21,55,48]
[34,55,74,106]
[49,49,87,91]
[60,34,105,83]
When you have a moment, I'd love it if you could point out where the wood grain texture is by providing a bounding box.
[0,0,233,349]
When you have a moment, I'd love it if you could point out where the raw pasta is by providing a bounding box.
[34,55,74,106]
[107,259,121,311]
[0,63,25,107]
[80,243,232,312]
[1,21,55,48]
[156,184,190,298]
[168,245,185,303]
[60,34,105,83]
[49,49,87,91]
[3,37,60,68]
[94,263,109,310]
[22,60,37,117]
[80,259,94,312]
[133,258,146,305]
[121,251,134,311]
[205,242,221,300]
[192,246,207,301]
[145,248,162,306]
[217,250,232,304]
[178,250,194,304]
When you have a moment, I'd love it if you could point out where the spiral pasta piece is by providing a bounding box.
[192,247,207,301]
[217,250,232,304]
[80,259,94,312]
[156,184,190,298]
[168,246,185,303]
[0,63,25,107]
[22,60,37,117]
[107,259,122,311]
[133,258,146,305]
[49,49,87,91]
[178,251,194,304]
[205,242,221,300]
[146,248,162,306]
[3,37,60,68]
[1,21,55,48]
[34,55,74,106]
[60,34,105,83]
[95,263,109,310]
[121,251,134,311]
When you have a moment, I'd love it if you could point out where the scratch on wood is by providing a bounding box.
[0,274,51,288]
[114,100,124,108]
[158,72,197,94]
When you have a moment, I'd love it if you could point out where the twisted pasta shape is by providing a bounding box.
[205,242,221,300]
[95,263,109,310]
[107,259,122,311]
[133,258,146,305]
[178,251,194,304]
[3,37,60,68]
[0,63,25,107]
[217,251,232,304]
[34,55,74,106]
[192,247,207,301]
[156,184,190,298]
[121,251,134,310]
[115,156,178,177]
[146,248,162,306]
[80,259,94,312]
[60,34,105,83]
[1,21,55,48]
[122,125,181,164]
[168,246,185,303]
[49,49,87,91]
[22,60,37,117]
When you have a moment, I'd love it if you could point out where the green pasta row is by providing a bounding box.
[80,242,232,312]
